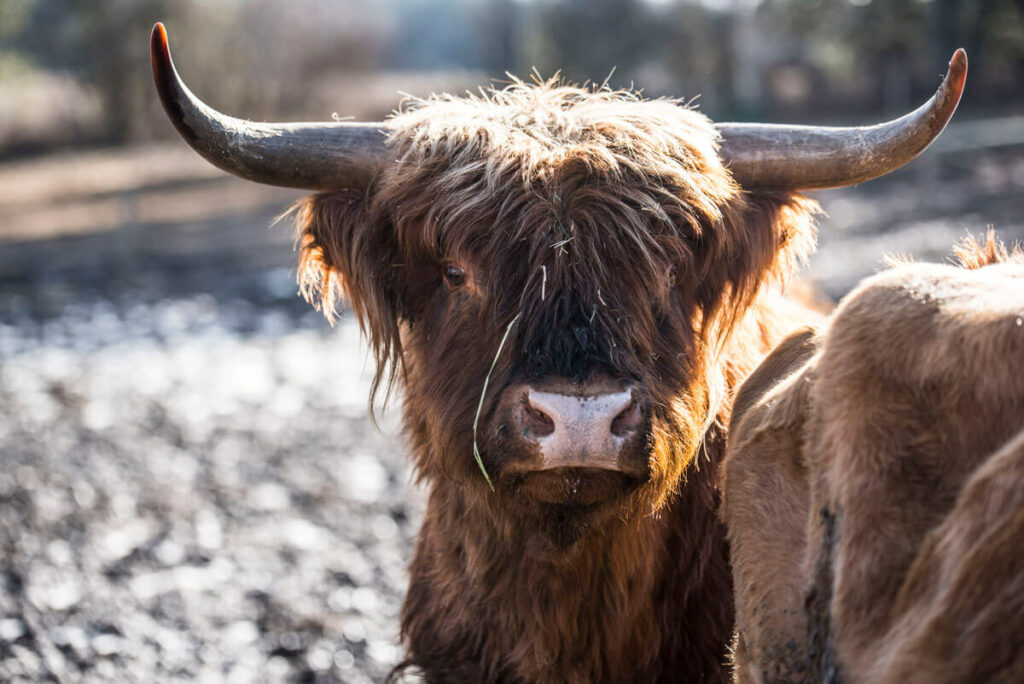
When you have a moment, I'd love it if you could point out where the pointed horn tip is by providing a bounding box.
[151,22,168,54]
[939,49,967,115]
[950,48,967,75]
[947,49,968,95]
[150,22,172,77]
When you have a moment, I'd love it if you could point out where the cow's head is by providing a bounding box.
[151,24,965,549]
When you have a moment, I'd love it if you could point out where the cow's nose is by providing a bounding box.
[517,387,645,472]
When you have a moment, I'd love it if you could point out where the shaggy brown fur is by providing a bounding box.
[294,78,819,682]
[723,233,1024,683]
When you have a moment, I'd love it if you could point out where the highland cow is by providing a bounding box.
[151,23,966,682]
[723,234,1024,683]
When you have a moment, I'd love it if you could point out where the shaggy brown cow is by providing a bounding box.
[724,234,1024,683]
[151,23,966,682]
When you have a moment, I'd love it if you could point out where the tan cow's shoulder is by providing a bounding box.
[822,260,1024,401]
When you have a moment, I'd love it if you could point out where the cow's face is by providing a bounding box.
[296,86,815,549]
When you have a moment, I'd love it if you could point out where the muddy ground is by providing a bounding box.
[1,142,1022,683]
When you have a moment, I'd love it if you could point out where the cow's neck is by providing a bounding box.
[402,433,732,683]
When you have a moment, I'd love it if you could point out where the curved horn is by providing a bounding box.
[716,49,967,190]
[150,22,389,191]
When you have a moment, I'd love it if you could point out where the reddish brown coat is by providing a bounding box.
[294,80,819,682]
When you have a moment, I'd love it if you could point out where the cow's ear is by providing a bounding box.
[695,190,819,333]
[293,189,404,399]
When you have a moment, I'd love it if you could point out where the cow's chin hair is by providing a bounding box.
[492,469,648,556]
[484,417,701,559]
[497,493,643,560]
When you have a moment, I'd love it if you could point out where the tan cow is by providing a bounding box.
[723,233,1024,683]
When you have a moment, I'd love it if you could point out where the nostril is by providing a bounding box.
[521,399,556,438]
[610,399,643,437]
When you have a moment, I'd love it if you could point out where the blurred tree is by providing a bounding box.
[386,0,488,71]
[762,0,928,112]
[763,0,1024,112]
[536,0,665,84]
[957,0,1024,102]
[0,0,33,42]
[0,0,380,149]
[480,0,520,76]
[8,0,179,143]
[662,3,738,117]
[0,0,34,78]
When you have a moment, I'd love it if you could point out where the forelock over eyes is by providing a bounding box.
[375,77,741,246]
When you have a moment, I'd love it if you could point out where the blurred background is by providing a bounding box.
[1,1,1022,682]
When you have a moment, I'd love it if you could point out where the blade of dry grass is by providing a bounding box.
[472,313,520,491]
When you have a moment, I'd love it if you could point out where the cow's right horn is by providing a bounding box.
[717,49,967,190]
[150,22,390,191]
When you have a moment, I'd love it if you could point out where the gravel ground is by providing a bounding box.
[0,292,418,683]
[0,198,419,683]
[0,143,1021,683]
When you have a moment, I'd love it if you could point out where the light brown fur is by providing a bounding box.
[723,233,1024,683]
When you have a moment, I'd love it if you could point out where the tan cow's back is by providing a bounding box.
[723,235,1024,683]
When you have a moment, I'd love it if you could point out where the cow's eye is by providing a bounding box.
[667,264,678,287]
[444,265,467,288]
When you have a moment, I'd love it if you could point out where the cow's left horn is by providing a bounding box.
[716,49,967,190]
[150,22,390,191]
